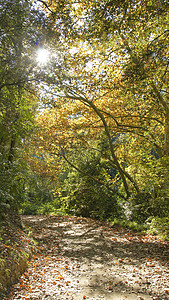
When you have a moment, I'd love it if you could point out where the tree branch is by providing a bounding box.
[51,149,126,199]
[151,82,168,112]
[36,0,54,13]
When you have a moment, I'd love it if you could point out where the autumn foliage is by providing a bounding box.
[0,0,168,227]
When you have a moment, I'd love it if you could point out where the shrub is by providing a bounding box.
[146,217,169,240]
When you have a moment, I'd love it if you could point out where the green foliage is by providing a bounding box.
[39,0,168,212]
[20,201,59,216]
[0,155,28,218]
[58,149,122,220]
[123,153,169,223]
[37,203,58,215]
[0,0,36,217]
[0,0,168,225]
[111,218,147,233]
[19,201,39,216]
[19,170,60,215]
[123,192,169,224]
[146,217,169,240]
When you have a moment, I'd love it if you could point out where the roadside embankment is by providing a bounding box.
[0,215,35,298]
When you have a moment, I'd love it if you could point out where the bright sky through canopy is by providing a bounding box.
[37,48,50,65]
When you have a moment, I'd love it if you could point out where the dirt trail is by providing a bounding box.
[5,215,169,300]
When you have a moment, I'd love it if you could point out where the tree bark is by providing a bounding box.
[65,89,140,197]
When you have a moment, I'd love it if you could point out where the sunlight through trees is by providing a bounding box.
[0,0,168,228]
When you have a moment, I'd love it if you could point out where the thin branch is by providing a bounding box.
[151,82,168,111]
[148,29,169,48]
[98,109,145,130]
[51,149,126,199]
[36,0,54,13]
[161,62,169,83]
[110,114,164,125]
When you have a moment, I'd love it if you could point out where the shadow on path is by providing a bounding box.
[5,215,169,300]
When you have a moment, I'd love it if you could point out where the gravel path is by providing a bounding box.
[5,215,169,300]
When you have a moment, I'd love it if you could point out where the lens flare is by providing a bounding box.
[37,48,50,65]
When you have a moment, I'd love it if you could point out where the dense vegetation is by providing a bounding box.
[0,0,168,239]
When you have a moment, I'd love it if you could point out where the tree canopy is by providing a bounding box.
[0,0,168,225]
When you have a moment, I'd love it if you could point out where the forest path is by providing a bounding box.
[5,215,169,300]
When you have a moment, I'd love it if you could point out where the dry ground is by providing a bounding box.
[4,215,169,300]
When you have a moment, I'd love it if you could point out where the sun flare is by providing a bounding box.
[37,48,50,65]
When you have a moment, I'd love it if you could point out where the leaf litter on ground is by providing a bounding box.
[4,215,169,300]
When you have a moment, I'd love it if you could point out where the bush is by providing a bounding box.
[37,203,57,215]
[19,201,39,215]
[146,217,169,240]
[124,192,169,223]
[60,175,122,220]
